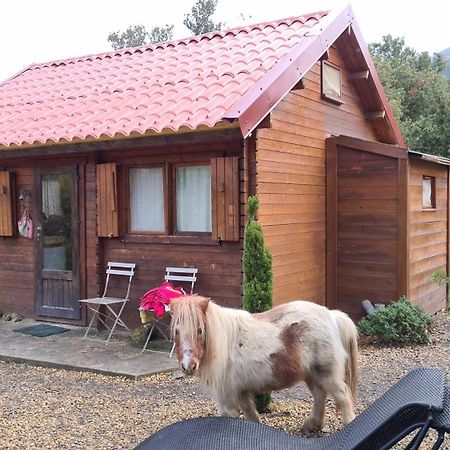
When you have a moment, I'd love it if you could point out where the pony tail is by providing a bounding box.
[333,310,359,403]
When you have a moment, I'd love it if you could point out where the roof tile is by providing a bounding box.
[0,10,330,149]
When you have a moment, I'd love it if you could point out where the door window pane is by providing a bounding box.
[176,166,211,232]
[130,167,165,232]
[42,174,72,270]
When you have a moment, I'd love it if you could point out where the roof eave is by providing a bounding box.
[224,4,405,147]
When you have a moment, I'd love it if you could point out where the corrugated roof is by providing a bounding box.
[0,11,329,149]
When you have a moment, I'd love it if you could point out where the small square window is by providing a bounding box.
[422,176,436,209]
[321,60,343,104]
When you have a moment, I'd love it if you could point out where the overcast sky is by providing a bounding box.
[1,0,449,83]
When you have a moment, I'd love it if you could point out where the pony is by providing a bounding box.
[170,295,359,432]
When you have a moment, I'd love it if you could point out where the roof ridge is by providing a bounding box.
[26,10,329,71]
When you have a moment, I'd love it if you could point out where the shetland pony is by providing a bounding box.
[170,295,359,432]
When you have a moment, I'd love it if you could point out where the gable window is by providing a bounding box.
[321,60,343,104]
[130,167,165,232]
[422,175,436,209]
[176,165,211,232]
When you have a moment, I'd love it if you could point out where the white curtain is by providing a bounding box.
[323,62,341,99]
[130,167,165,232]
[42,177,62,217]
[422,177,433,208]
[176,166,211,232]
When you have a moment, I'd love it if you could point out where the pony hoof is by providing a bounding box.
[301,420,322,434]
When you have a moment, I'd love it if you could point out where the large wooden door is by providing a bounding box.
[326,136,408,319]
[35,166,80,319]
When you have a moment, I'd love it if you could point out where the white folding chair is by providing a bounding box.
[142,267,198,357]
[79,262,136,345]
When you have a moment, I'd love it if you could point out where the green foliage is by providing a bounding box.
[183,0,224,35]
[357,297,432,345]
[108,0,222,50]
[242,195,273,412]
[108,24,174,50]
[242,196,273,314]
[432,270,449,288]
[431,270,450,309]
[254,393,272,413]
[369,35,450,156]
[130,326,150,347]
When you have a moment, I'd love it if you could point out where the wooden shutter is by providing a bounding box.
[97,163,119,237]
[0,171,14,236]
[211,157,240,241]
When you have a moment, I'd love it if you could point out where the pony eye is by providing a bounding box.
[197,327,203,335]
[175,328,179,336]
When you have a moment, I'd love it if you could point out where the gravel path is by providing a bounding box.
[1,312,449,449]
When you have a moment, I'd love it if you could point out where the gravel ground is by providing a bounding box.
[1,311,449,449]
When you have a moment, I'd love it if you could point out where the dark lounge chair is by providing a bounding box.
[135,367,450,450]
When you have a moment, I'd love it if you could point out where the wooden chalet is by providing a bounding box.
[0,5,447,326]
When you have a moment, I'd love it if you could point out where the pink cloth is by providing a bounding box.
[139,282,185,317]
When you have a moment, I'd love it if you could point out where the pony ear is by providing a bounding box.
[196,296,210,314]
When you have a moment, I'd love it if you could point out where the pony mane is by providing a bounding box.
[170,295,207,340]
[171,295,252,391]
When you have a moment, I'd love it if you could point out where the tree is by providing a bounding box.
[369,35,450,156]
[108,24,174,50]
[183,0,224,35]
[242,195,273,412]
[107,0,223,50]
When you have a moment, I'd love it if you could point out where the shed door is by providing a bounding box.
[326,136,408,319]
[35,166,80,319]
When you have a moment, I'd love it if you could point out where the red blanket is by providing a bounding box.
[139,282,185,317]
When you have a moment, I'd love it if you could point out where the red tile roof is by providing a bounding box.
[0,10,330,149]
[0,5,404,149]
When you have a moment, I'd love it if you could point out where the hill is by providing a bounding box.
[440,47,450,78]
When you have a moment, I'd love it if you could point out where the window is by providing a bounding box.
[321,60,343,104]
[129,167,165,232]
[128,164,212,235]
[422,176,436,209]
[176,165,211,232]
[97,157,239,241]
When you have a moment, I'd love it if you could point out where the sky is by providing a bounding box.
[1,0,449,83]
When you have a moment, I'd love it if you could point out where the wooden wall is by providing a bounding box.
[99,140,243,328]
[408,158,447,313]
[255,45,378,306]
[0,138,243,326]
[0,167,35,317]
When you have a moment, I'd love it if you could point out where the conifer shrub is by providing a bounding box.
[357,297,432,345]
[242,195,273,412]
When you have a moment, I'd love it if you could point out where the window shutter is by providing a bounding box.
[0,171,14,236]
[211,157,240,241]
[97,163,119,237]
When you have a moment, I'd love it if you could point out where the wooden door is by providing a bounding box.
[35,166,80,319]
[326,136,408,319]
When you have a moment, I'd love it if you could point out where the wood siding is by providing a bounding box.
[408,159,447,313]
[0,167,34,316]
[255,45,378,306]
[98,140,243,327]
[334,146,400,318]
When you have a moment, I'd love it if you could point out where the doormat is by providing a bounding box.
[14,324,70,337]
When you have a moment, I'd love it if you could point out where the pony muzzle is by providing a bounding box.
[181,351,198,375]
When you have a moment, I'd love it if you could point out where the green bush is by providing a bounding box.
[242,196,273,411]
[357,297,432,345]
[242,196,273,313]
